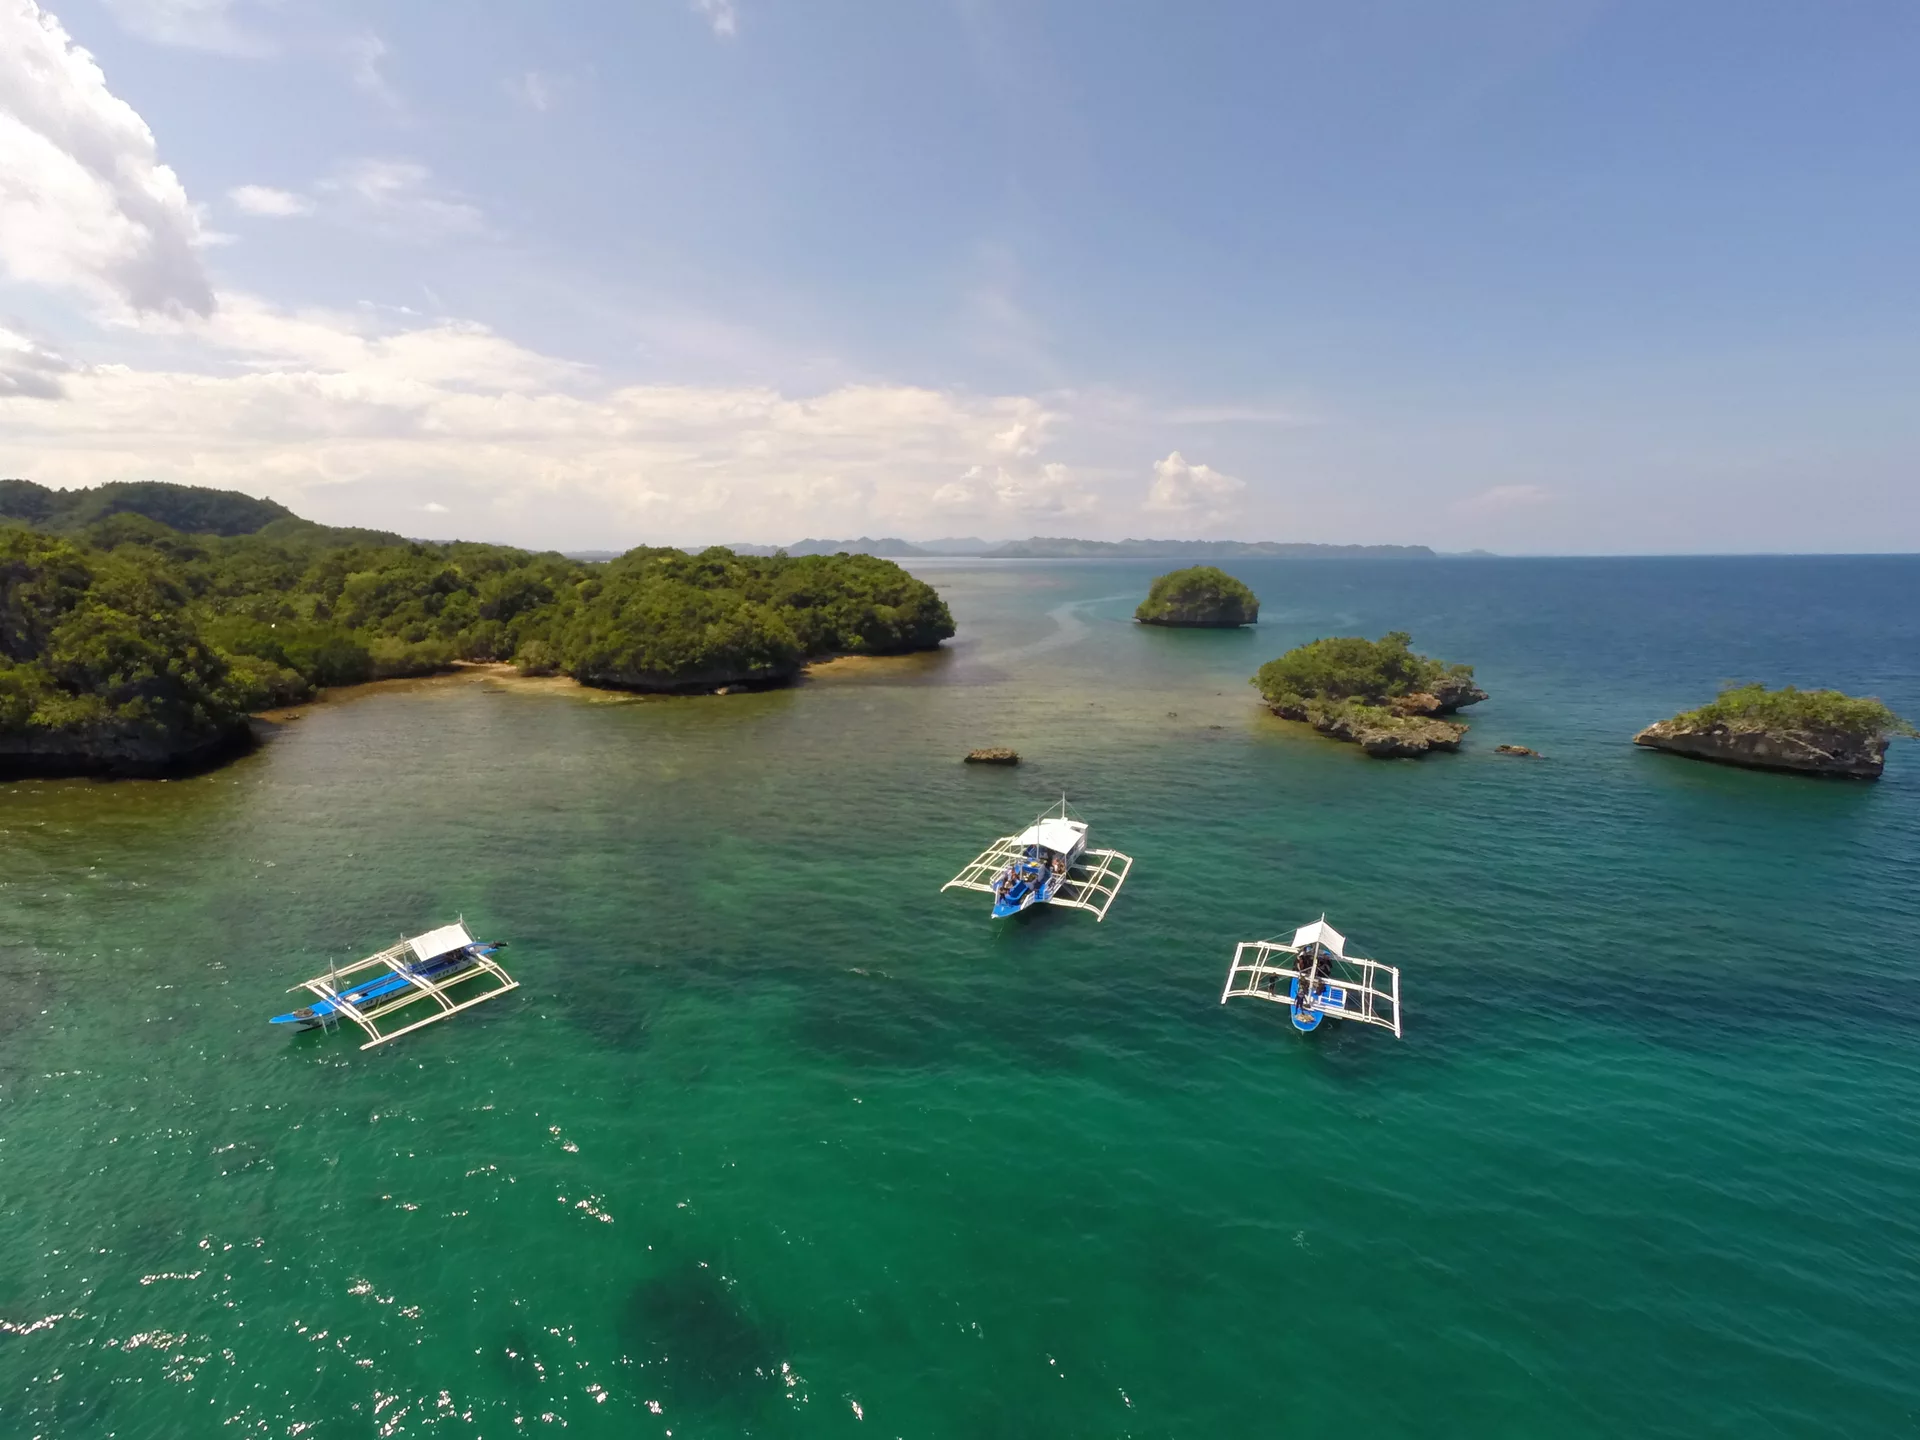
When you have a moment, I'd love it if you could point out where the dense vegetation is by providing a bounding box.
[1,482,953,774]
[553,547,955,690]
[1134,566,1259,626]
[1250,631,1485,756]
[1672,683,1914,740]
[1252,631,1477,708]
[1,478,294,537]
[0,528,246,768]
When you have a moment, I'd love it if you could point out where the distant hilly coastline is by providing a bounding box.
[976,537,1437,560]
[717,536,1438,560]
[0,483,1437,563]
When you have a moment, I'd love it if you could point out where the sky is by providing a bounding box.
[1,0,1916,553]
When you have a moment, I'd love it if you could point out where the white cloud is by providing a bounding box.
[694,0,738,39]
[1458,482,1550,511]
[229,184,314,218]
[506,71,553,113]
[935,460,1092,517]
[0,294,1072,544]
[315,159,485,243]
[102,0,268,55]
[345,31,402,108]
[0,2,214,316]
[1144,450,1245,521]
[0,324,71,399]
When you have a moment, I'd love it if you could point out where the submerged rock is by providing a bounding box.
[1495,744,1542,757]
[964,747,1020,765]
[1135,566,1259,627]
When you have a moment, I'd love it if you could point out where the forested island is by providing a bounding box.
[1251,631,1486,757]
[1135,567,1260,627]
[1634,684,1912,779]
[0,480,953,778]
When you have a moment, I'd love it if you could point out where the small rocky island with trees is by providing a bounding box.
[1252,631,1487,757]
[1634,684,1913,779]
[1135,566,1259,627]
[1,480,953,779]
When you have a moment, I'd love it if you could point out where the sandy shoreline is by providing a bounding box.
[252,652,933,722]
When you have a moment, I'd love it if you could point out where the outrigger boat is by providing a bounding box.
[942,796,1134,921]
[271,921,518,1050]
[1220,917,1401,1037]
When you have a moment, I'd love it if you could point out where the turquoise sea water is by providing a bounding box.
[4,556,1919,1438]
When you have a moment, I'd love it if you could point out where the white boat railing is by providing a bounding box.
[1050,848,1133,921]
[942,836,1135,922]
[942,834,1026,895]
[1220,938,1402,1037]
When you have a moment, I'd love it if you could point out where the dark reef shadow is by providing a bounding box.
[618,1259,786,1421]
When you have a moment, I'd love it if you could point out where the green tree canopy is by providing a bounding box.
[1675,683,1914,740]
[1135,566,1259,626]
[1252,630,1474,706]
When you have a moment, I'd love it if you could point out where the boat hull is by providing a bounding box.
[1288,975,1350,1033]
[989,851,1068,918]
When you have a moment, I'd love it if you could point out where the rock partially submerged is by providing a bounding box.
[964,747,1020,765]
[1495,744,1542,757]
[1136,566,1259,628]
[1267,701,1467,757]
[1633,684,1911,780]
[1252,631,1486,758]
[0,720,254,781]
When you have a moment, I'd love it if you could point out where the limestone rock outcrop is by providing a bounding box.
[1632,720,1887,779]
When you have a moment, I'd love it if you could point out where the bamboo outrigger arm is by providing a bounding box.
[1220,929,1402,1038]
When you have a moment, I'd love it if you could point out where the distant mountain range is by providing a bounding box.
[714,536,1436,560]
[975,537,1437,559]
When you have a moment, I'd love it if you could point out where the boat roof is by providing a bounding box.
[1015,817,1087,853]
[408,922,474,964]
[1291,918,1346,959]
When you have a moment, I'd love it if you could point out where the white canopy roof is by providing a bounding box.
[1291,918,1346,959]
[408,922,474,963]
[1014,817,1087,855]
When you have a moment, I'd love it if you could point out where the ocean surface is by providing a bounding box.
[4,555,1919,1439]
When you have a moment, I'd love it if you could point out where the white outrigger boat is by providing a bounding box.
[942,796,1134,921]
[1220,917,1401,1037]
[269,921,518,1050]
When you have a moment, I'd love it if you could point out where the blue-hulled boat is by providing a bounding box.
[943,797,1136,923]
[270,939,502,1027]
[1220,917,1403,1039]
[271,921,520,1049]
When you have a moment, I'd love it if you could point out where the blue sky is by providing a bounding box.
[2,0,1915,551]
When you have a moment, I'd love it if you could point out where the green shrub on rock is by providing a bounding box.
[1251,631,1486,757]
[1135,566,1259,627]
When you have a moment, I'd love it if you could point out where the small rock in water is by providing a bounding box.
[964,747,1020,765]
[1495,744,1542,757]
